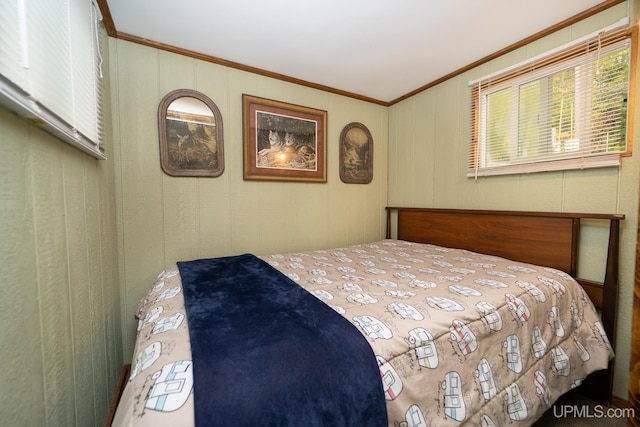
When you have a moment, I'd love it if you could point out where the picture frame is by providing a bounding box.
[158,89,224,177]
[242,94,327,182]
[339,122,373,184]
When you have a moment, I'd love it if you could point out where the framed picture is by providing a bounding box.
[339,122,373,184]
[242,94,327,182]
[158,89,224,177]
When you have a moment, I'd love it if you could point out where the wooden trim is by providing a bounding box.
[104,364,130,427]
[627,25,638,155]
[95,0,116,36]
[113,32,388,107]
[388,0,628,104]
[95,0,625,106]
[472,28,634,90]
[385,206,625,221]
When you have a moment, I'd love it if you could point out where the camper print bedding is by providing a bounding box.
[112,240,613,427]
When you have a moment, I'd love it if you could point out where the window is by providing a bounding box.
[468,24,635,177]
[0,0,105,159]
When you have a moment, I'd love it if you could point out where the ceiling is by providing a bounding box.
[103,0,615,104]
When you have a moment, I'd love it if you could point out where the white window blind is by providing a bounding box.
[0,0,105,159]
[468,21,634,178]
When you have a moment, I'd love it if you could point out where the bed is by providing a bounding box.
[110,207,624,427]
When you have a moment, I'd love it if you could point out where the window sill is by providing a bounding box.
[467,153,620,178]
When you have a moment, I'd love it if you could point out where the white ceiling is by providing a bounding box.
[104,0,608,103]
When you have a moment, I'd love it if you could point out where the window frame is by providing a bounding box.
[0,0,105,159]
[469,25,636,178]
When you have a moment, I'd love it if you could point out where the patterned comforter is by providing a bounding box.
[112,240,613,426]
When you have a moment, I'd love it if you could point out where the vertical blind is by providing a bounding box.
[468,22,634,177]
[0,0,105,159]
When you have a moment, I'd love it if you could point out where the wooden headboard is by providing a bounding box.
[386,206,625,403]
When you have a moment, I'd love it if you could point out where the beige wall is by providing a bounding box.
[108,39,390,358]
[389,1,638,399]
[0,66,121,427]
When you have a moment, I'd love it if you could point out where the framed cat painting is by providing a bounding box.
[242,94,327,182]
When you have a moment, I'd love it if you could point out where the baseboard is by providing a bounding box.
[105,364,131,427]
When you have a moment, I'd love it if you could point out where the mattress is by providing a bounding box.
[112,239,613,426]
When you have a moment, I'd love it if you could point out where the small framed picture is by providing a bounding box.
[339,122,373,184]
[242,94,327,182]
[158,89,224,177]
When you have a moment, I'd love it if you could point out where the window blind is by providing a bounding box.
[468,22,635,178]
[0,0,105,159]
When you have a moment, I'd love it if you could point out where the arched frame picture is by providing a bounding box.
[339,122,373,184]
[158,89,224,177]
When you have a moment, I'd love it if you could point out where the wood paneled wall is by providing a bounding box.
[0,23,122,426]
[0,108,122,425]
[109,38,390,359]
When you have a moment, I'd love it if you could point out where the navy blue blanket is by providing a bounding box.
[178,254,387,427]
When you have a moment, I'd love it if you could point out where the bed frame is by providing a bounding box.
[386,207,625,404]
[105,206,626,426]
